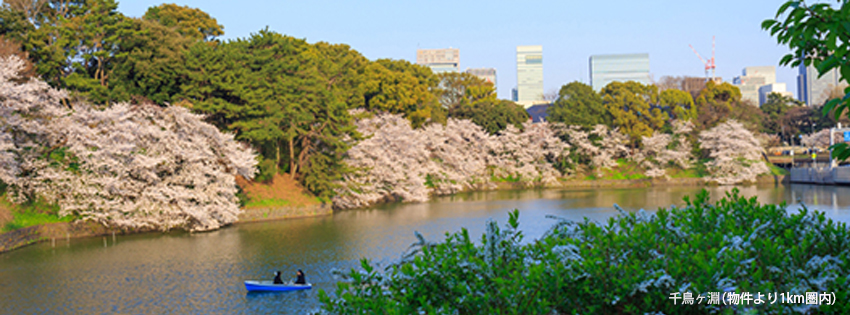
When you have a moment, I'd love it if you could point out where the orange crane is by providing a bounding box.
[689,36,716,81]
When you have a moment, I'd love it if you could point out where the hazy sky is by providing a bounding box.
[119,0,799,99]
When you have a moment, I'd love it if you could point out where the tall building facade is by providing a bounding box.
[465,68,497,89]
[733,66,792,106]
[516,45,544,107]
[798,64,843,106]
[759,83,793,105]
[416,48,459,73]
[588,53,650,92]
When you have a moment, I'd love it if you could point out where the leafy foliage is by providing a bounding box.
[179,30,357,199]
[760,92,803,135]
[142,3,223,41]
[547,81,611,129]
[320,190,850,314]
[763,0,850,161]
[601,81,669,145]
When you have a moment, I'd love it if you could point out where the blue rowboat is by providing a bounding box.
[244,280,312,292]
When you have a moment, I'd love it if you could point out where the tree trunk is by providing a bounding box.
[289,137,297,179]
[275,140,280,175]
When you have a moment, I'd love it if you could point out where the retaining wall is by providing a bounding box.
[790,167,850,185]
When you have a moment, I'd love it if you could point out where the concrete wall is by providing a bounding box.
[790,167,850,184]
[237,204,332,222]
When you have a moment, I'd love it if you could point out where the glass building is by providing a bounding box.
[516,45,543,107]
[588,53,650,91]
[416,48,459,73]
[798,63,842,106]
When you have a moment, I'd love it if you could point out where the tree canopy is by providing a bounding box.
[547,81,611,129]
[601,81,668,145]
[143,3,223,41]
[764,0,850,159]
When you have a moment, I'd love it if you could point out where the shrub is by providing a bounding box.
[319,189,850,314]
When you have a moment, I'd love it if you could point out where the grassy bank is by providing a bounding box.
[236,173,322,209]
[0,195,72,233]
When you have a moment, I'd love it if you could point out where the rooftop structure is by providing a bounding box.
[416,48,459,73]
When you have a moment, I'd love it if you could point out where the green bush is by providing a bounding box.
[255,158,277,183]
[319,189,850,314]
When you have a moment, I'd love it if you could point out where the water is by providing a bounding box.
[2,184,850,314]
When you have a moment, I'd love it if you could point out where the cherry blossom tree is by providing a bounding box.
[0,56,257,232]
[634,121,694,178]
[699,120,769,185]
[334,112,570,209]
[554,124,629,174]
[801,129,833,149]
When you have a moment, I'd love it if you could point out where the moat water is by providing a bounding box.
[2,184,849,314]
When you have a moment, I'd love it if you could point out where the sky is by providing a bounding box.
[119,0,800,100]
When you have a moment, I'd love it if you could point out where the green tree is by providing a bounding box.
[109,17,194,104]
[436,72,527,133]
[763,0,850,160]
[0,3,34,41]
[143,3,223,41]
[659,88,697,122]
[437,71,496,109]
[179,30,357,198]
[601,81,667,145]
[547,81,611,129]
[360,59,440,127]
[60,0,131,103]
[449,99,529,134]
[761,92,803,135]
[694,81,764,131]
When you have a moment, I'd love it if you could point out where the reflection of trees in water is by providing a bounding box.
[788,184,850,209]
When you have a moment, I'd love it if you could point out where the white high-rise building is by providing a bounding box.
[516,45,544,108]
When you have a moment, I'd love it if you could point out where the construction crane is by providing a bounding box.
[689,36,716,82]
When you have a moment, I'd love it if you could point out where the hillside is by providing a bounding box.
[236,174,321,209]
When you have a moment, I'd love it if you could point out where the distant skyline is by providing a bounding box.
[119,0,800,100]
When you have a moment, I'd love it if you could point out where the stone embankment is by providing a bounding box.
[0,175,785,254]
[0,204,333,253]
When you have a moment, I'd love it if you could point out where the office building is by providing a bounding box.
[798,64,844,106]
[465,68,497,88]
[733,66,791,106]
[588,53,650,92]
[759,83,793,105]
[416,48,459,73]
[516,45,544,107]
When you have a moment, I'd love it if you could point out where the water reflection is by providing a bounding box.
[1,184,848,314]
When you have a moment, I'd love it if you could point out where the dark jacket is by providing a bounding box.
[273,273,283,284]
[295,271,306,284]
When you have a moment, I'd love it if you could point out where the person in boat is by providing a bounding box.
[273,271,283,284]
[294,269,306,285]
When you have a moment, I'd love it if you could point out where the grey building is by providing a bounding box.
[465,68,497,90]
[588,53,650,92]
[516,45,544,107]
[733,66,795,106]
[416,48,459,73]
[798,63,843,106]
